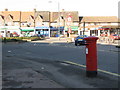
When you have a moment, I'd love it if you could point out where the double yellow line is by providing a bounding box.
[64,61,120,77]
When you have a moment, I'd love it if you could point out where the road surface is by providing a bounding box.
[2,42,119,88]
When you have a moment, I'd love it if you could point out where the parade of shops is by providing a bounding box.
[0,9,119,38]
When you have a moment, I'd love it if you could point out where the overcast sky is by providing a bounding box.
[0,0,119,16]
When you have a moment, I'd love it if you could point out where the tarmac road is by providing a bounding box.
[6,42,118,74]
[2,42,119,88]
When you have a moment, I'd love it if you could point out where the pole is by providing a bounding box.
[83,22,85,35]
[63,19,65,36]
[48,1,60,39]
[69,27,70,37]
[58,1,60,40]
[34,9,36,35]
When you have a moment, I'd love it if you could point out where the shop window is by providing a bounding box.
[8,22,12,26]
[107,22,111,25]
[90,23,94,25]
[27,24,30,27]
[36,22,41,26]
[5,24,8,26]
[90,30,98,36]
[22,23,24,25]
[14,22,19,26]
[7,31,10,33]
[87,22,90,26]
[1,31,4,33]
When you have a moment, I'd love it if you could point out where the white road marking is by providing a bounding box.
[8,50,11,53]
[64,61,120,77]
[60,62,70,66]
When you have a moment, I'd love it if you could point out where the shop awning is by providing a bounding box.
[21,29,34,32]
[102,25,120,29]
[65,26,78,31]
[50,27,64,31]
[0,28,8,30]
[35,26,49,29]
[98,25,120,30]
[80,25,102,30]
[0,26,19,30]
[71,26,78,31]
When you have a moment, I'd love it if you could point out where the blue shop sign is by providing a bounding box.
[35,26,49,29]
[50,27,64,31]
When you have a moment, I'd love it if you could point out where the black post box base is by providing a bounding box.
[86,71,97,77]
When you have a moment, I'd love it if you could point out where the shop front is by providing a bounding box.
[99,25,120,37]
[79,27,89,36]
[65,26,79,36]
[0,26,20,37]
[50,27,64,37]
[20,27,34,37]
[80,25,102,36]
[35,26,50,37]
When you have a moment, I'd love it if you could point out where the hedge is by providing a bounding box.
[1,37,44,42]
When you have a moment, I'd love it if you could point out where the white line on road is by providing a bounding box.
[64,61,120,77]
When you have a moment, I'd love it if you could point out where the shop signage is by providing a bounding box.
[35,26,49,29]
[0,26,19,30]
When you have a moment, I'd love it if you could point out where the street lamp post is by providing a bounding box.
[57,1,61,40]
[48,0,60,40]
[83,22,85,35]
[34,8,37,35]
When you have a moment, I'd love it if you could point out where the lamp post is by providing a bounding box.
[83,22,85,35]
[48,0,60,40]
[58,1,60,40]
[33,3,38,35]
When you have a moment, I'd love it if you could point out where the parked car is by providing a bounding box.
[75,35,88,46]
[110,34,120,40]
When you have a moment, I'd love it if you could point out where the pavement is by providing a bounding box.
[3,68,64,88]
[2,47,64,88]
[31,37,120,46]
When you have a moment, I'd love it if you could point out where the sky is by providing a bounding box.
[0,0,119,16]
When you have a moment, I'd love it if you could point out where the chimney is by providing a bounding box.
[5,8,8,11]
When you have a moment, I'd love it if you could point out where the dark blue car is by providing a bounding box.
[75,35,88,46]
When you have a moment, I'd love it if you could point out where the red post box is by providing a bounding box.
[84,36,99,77]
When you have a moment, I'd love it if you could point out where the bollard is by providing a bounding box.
[84,36,99,77]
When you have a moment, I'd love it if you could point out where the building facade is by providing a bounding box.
[0,9,119,38]
[79,16,119,37]
[0,9,21,37]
